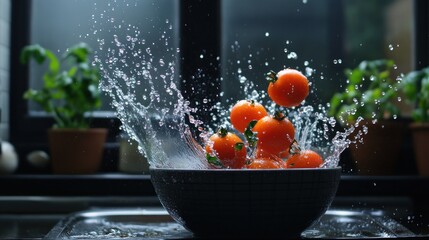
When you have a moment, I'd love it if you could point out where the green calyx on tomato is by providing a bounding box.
[266,70,278,84]
[217,127,228,137]
[244,120,258,148]
[206,153,224,167]
[234,142,244,151]
[273,111,286,121]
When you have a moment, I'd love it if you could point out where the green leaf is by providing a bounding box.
[328,93,343,117]
[206,153,224,167]
[68,66,78,77]
[20,45,47,64]
[23,89,38,100]
[21,42,102,129]
[244,120,258,148]
[412,109,424,122]
[349,69,363,84]
[45,51,60,74]
[328,59,399,122]
[379,70,390,80]
[64,42,91,63]
[234,142,244,151]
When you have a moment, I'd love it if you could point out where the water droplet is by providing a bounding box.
[305,67,314,77]
[159,59,165,67]
[265,32,270,37]
[239,76,247,83]
[251,90,259,99]
[304,61,309,66]
[397,97,402,102]
[200,54,204,59]
[287,52,298,59]
[389,44,394,51]
[284,48,288,53]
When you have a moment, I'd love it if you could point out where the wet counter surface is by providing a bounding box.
[0,207,426,239]
[43,207,426,239]
[0,174,429,239]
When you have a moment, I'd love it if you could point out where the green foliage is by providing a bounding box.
[21,43,102,129]
[401,67,429,122]
[328,59,399,124]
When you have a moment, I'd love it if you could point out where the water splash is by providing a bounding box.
[94,15,208,169]
[91,4,388,170]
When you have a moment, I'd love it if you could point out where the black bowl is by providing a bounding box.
[150,167,341,238]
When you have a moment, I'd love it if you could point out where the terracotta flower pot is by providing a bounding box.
[410,123,429,177]
[349,120,407,175]
[48,128,108,174]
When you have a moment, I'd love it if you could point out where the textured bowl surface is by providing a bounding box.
[150,167,341,238]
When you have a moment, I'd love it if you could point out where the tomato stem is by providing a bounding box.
[217,127,228,137]
[273,111,286,121]
[266,70,278,83]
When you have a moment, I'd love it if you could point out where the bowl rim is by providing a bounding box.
[149,166,342,172]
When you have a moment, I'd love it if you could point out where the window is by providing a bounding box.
[9,0,429,174]
[28,0,179,113]
[221,0,414,105]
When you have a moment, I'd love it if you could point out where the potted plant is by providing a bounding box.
[328,59,406,175]
[401,67,429,176]
[21,43,107,174]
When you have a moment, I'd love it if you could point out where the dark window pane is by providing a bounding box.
[29,0,179,113]
[221,0,413,106]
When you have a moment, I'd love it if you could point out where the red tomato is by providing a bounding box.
[246,157,284,169]
[286,150,324,168]
[252,113,295,156]
[205,129,247,169]
[267,69,309,107]
[230,100,268,133]
[255,147,289,160]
